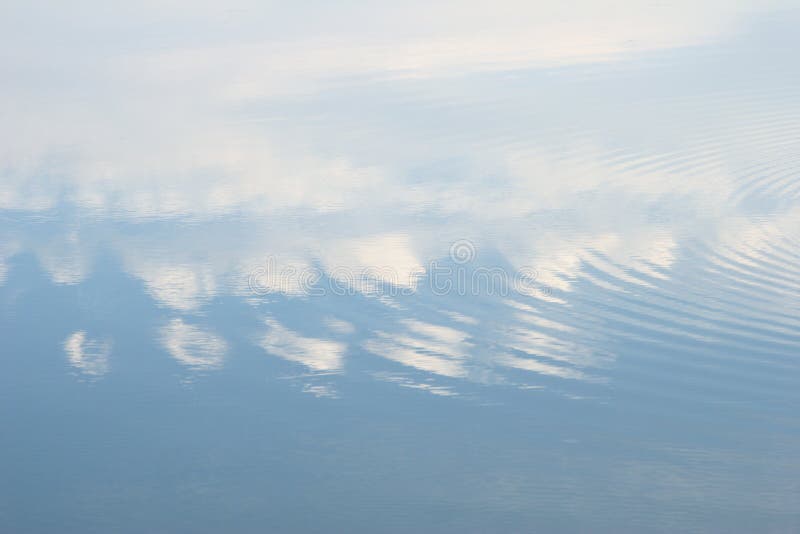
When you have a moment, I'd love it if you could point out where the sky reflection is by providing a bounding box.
[2,0,799,396]
[1,1,799,532]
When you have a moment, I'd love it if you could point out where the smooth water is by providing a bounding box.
[2,2,800,532]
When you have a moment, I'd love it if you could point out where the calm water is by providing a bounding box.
[2,2,800,532]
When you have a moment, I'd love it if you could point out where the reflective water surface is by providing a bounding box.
[2,2,800,532]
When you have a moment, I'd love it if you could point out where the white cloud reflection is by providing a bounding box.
[0,0,788,219]
[2,1,799,397]
[63,331,111,378]
[160,319,227,371]
[0,241,19,287]
[261,319,346,373]
[363,320,473,379]
[125,260,217,312]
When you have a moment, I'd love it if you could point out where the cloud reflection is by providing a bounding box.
[1,1,799,400]
[63,331,111,378]
[261,319,346,373]
[160,319,227,371]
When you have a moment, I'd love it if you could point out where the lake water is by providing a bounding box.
[1,2,799,532]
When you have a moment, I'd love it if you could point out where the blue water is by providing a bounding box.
[2,2,800,532]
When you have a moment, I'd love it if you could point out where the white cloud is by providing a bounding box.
[36,231,91,286]
[63,331,111,378]
[160,318,227,370]
[126,262,217,311]
[0,241,19,286]
[261,318,346,372]
[322,233,426,293]
[363,319,472,378]
[324,317,355,335]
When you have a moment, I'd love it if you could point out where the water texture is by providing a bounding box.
[1,2,799,532]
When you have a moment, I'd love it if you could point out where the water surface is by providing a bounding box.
[2,2,800,532]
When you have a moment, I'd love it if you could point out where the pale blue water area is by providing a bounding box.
[2,2,800,532]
